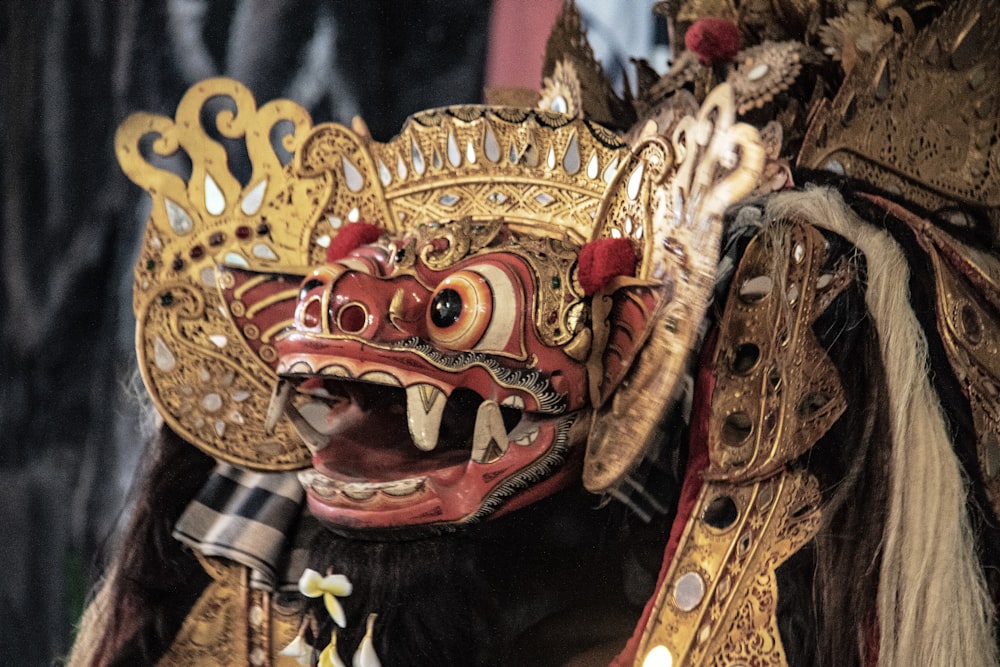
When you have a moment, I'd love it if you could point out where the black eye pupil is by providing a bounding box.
[431,288,463,328]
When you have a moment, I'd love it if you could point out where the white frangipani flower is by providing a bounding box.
[298,567,354,628]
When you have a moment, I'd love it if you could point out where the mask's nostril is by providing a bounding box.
[337,303,368,334]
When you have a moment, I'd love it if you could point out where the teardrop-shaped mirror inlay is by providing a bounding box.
[154,335,176,371]
[241,179,268,215]
[378,159,392,185]
[224,252,249,269]
[466,140,476,164]
[165,199,193,235]
[397,155,408,179]
[627,162,645,200]
[252,243,279,261]
[563,133,580,174]
[484,125,500,162]
[586,152,599,179]
[342,156,364,192]
[603,156,620,183]
[447,131,461,167]
[204,174,226,215]
[411,138,426,175]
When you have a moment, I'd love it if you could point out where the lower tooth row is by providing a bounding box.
[298,470,426,500]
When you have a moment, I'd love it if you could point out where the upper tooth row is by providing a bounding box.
[282,360,404,386]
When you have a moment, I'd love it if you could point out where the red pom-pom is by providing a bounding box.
[685,18,742,65]
[578,238,637,296]
[326,222,384,262]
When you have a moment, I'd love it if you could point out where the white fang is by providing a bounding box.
[405,384,446,451]
[471,400,509,463]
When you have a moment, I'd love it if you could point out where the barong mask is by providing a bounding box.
[118,78,763,531]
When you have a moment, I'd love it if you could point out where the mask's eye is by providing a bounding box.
[426,265,520,353]
[427,271,493,349]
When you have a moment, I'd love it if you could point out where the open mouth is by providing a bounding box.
[269,368,555,506]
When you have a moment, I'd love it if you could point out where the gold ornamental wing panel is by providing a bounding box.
[157,558,250,666]
[157,557,305,667]
[706,219,848,482]
[119,78,325,468]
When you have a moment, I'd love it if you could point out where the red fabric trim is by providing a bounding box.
[578,238,638,296]
[612,329,718,665]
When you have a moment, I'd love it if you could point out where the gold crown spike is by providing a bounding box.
[798,0,1000,239]
[376,107,627,243]
[585,84,765,493]
[118,78,323,469]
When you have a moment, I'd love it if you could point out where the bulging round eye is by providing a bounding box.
[427,271,493,349]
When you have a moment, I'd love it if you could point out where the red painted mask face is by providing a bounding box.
[269,219,593,531]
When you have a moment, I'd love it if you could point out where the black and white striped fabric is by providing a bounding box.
[173,462,310,591]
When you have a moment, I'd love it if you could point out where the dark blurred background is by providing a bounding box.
[0,0,663,663]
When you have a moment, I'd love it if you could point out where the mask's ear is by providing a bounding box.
[586,278,660,410]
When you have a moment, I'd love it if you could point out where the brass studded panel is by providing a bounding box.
[633,218,851,666]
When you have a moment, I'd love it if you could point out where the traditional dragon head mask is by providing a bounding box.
[117,78,763,531]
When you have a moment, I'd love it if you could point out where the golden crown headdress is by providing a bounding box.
[117,77,763,474]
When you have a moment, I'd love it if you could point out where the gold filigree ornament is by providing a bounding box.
[540,0,633,129]
[157,556,302,666]
[118,78,321,468]
[798,0,1000,243]
[726,41,808,115]
[584,83,766,493]
[538,59,583,117]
